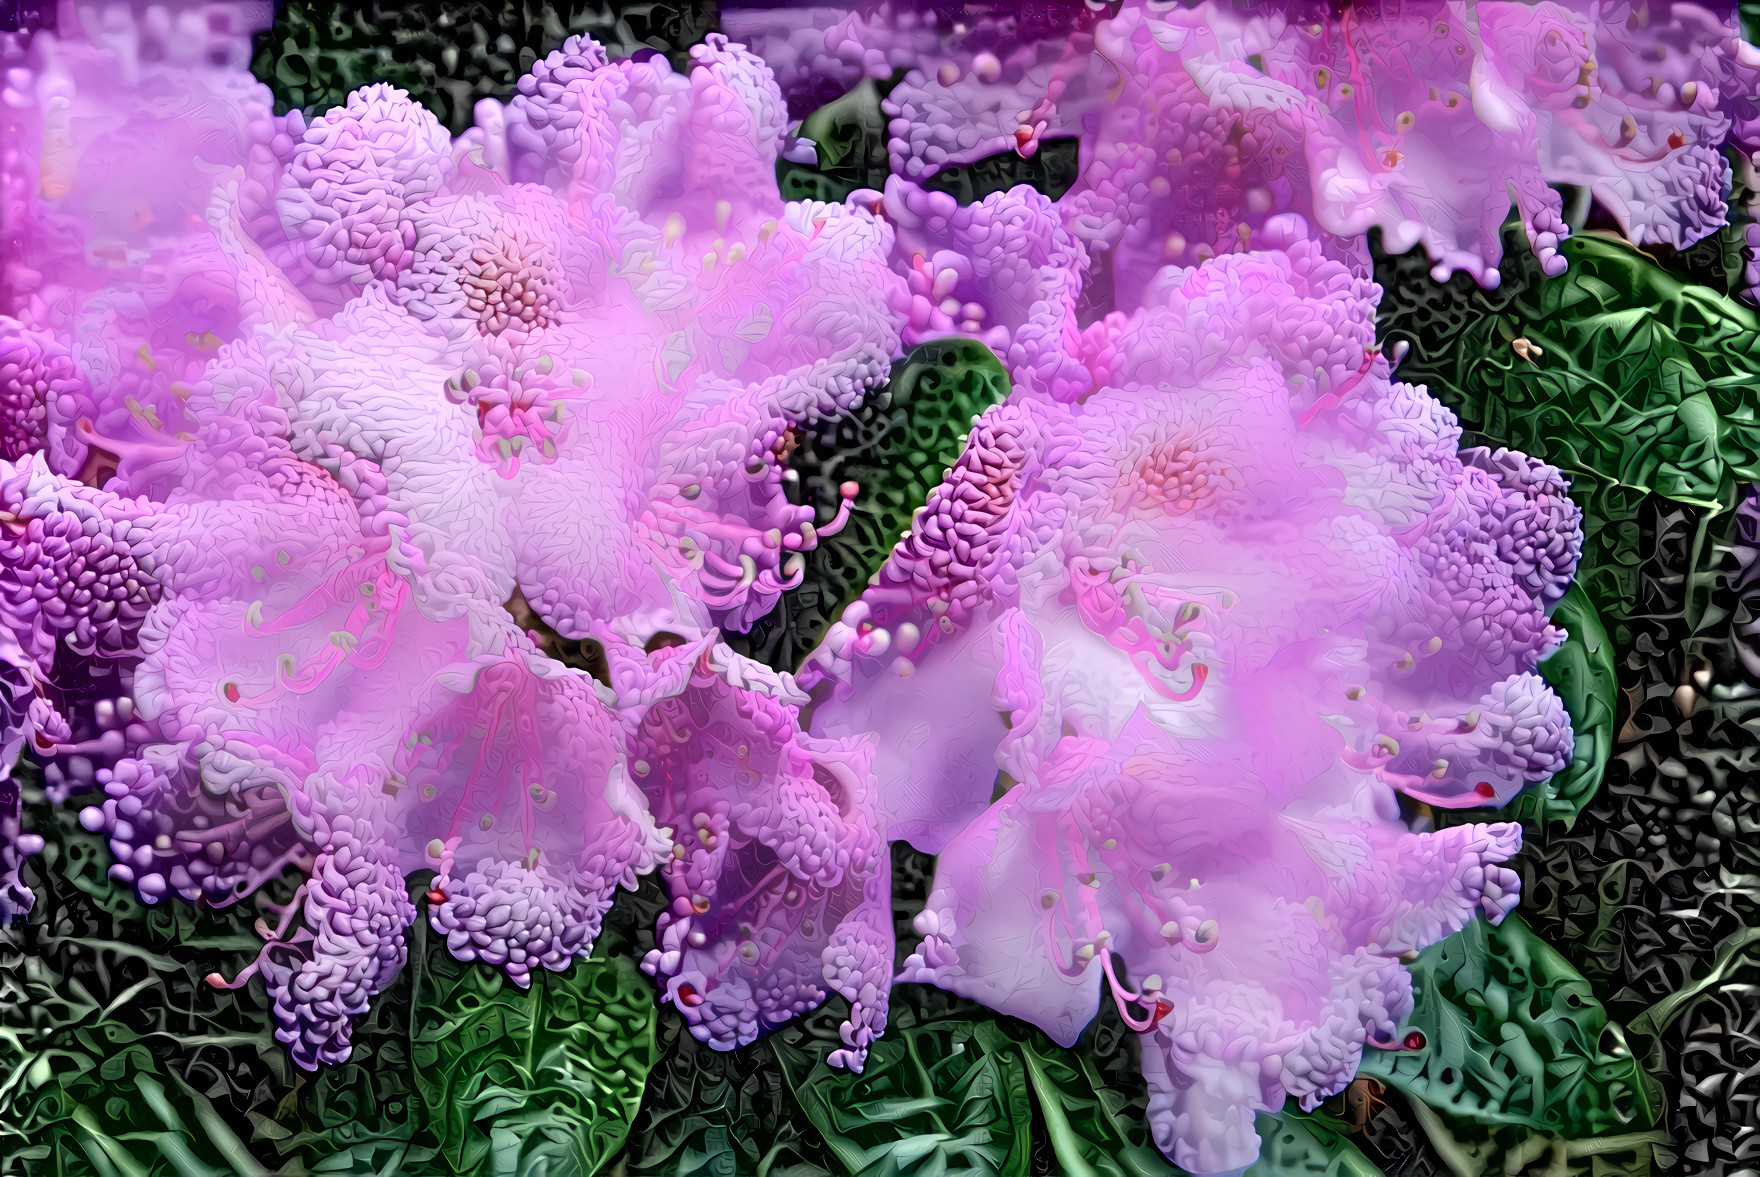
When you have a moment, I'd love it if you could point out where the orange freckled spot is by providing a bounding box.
[1123,424,1225,516]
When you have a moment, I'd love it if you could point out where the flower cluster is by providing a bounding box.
[0,0,1744,1169]
[804,228,1581,1171]
[0,12,900,1075]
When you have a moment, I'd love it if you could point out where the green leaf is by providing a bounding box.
[1398,1094,1668,1177]
[798,82,887,175]
[250,0,720,134]
[0,772,429,1176]
[3,784,270,1176]
[410,942,658,1176]
[1376,223,1760,630]
[772,1011,1031,1177]
[778,80,892,206]
[1359,915,1662,1138]
[1525,583,1619,828]
[1016,1031,1177,1177]
[1246,1109,1381,1177]
[918,139,1081,207]
[770,984,1394,1177]
[1438,581,1617,831]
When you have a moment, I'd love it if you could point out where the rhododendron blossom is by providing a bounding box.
[805,223,1576,1173]
[0,0,1744,1170]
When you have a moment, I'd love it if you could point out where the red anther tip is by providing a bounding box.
[426,889,448,904]
[677,982,704,1006]
[1473,782,1496,799]
[223,682,240,702]
[1402,1030,1426,1051]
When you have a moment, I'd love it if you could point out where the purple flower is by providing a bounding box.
[1,3,1739,1163]
[808,231,1579,1169]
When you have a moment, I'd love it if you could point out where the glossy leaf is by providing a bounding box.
[772,1008,1035,1177]
[1397,1092,1667,1177]
[1359,915,1662,1138]
[770,982,1392,1177]
[1436,581,1618,832]
[1383,229,1760,508]
[1247,1110,1382,1177]
[410,941,659,1176]
[1377,226,1757,632]
[0,773,432,1176]
[1527,583,1619,829]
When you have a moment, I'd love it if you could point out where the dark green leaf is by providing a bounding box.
[410,943,658,1176]
[0,772,428,1176]
[771,1008,1031,1177]
[1359,915,1662,1137]
[1246,1110,1381,1177]
[1439,582,1618,831]
[1376,222,1758,631]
